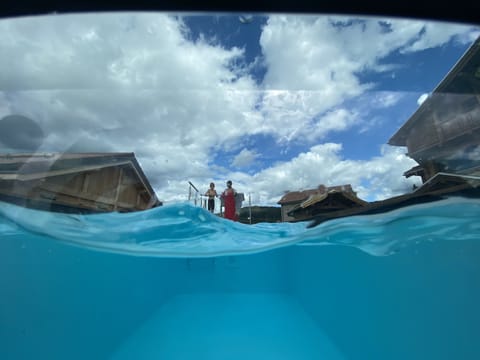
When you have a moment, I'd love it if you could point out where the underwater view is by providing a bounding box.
[1,198,480,359]
[1,6,480,360]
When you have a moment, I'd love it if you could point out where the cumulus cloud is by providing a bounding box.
[256,16,479,148]
[0,13,260,187]
[223,144,420,205]
[232,148,260,168]
[398,22,480,53]
[0,12,476,205]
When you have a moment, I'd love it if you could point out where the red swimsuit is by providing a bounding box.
[223,189,236,221]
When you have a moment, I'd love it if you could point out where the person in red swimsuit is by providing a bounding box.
[221,180,237,221]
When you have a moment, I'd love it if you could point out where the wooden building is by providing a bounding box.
[0,152,161,213]
[277,184,367,222]
[388,36,480,182]
[308,172,480,228]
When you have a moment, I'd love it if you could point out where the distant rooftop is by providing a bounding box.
[277,184,355,204]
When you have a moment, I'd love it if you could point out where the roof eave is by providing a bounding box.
[388,36,480,147]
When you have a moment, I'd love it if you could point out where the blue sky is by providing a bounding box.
[0,12,479,206]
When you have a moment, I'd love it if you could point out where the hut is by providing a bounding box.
[0,152,161,213]
[388,36,480,182]
[277,184,367,222]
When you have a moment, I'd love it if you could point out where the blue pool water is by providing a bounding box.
[1,197,480,359]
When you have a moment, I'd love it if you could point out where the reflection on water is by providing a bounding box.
[1,199,479,359]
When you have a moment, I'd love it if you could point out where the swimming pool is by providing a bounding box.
[1,199,479,359]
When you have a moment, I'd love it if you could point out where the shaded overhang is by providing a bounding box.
[388,36,480,147]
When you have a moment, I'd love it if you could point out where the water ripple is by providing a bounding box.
[0,197,479,257]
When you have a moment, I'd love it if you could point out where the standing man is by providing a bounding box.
[205,182,218,213]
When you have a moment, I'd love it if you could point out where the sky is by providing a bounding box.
[0,12,479,207]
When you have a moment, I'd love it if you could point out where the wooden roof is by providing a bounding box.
[299,189,367,209]
[287,189,368,220]
[277,184,355,205]
[278,188,318,204]
[0,152,161,212]
[388,36,480,147]
[0,152,155,194]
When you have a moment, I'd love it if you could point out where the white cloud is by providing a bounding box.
[301,108,358,142]
[417,93,429,105]
[232,148,260,168]
[0,13,261,188]
[257,16,371,141]
[256,15,478,145]
[0,13,476,206]
[399,22,480,53]
[222,143,420,206]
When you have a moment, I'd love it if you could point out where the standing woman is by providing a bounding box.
[221,180,237,221]
[205,182,218,213]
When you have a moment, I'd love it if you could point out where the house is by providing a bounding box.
[277,184,367,222]
[308,172,480,228]
[388,35,480,183]
[0,152,161,213]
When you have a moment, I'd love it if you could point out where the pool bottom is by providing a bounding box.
[111,293,344,360]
